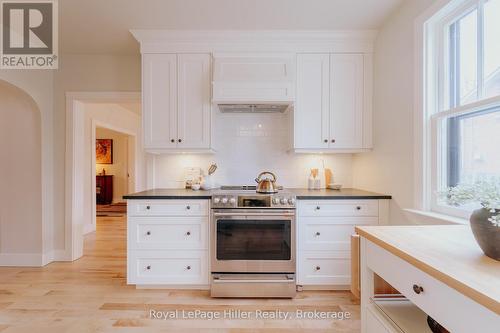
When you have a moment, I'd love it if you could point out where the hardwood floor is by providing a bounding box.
[0,216,360,332]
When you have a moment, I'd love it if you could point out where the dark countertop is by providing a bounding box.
[123,188,391,200]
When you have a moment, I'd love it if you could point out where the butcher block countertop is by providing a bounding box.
[355,225,500,315]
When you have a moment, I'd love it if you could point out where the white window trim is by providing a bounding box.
[414,0,500,220]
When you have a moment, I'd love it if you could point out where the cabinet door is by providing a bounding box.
[142,54,177,149]
[295,54,330,149]
[177,54,211,149]
[329,54,364,149]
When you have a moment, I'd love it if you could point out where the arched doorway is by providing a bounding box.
[0,80,42,263]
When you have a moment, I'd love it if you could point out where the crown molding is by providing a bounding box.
[130,30,377,54]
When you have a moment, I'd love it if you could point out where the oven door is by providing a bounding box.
[211,209,295,273]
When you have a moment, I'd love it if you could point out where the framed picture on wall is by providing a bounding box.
[96,139,113,164]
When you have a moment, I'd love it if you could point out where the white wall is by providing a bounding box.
[352,0,436,225]
[96,127,131,203]
[154,110,353,188]
[53,54,141,249]
[0,81,42,264]
[0,70,55,264]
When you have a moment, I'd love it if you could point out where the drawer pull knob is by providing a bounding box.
[356,206,361,210]
[315,266,321,271]
[178,139,182,143]
[316,206,321,210]
[146,231,151,236]
[146,265,151,270]
[186,205,191,210]
[171,139,175,143]
[186,231,191,236]
[331,139,336,143]
[413,284,424,294]
[315,232,321,236]
[146,205,151,210]
[324,139,328,143]
[186,265,191,270]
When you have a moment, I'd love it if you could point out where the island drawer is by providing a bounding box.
[365,239,498,333]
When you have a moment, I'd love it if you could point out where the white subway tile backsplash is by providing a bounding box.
[153,111,353,188]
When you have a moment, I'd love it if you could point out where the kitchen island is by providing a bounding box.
[356,225,499,333]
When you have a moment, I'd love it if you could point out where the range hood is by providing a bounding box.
[212,54,295,111]
[218,104,289,113]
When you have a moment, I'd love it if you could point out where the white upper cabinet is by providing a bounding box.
[295,54,330,149]
[143,54,178,149]
[294,53,372,152]
[329,54,364,149]
[142,53,212,153]
[177,54,211,149]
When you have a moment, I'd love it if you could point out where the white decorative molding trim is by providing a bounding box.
[130,30,377,54]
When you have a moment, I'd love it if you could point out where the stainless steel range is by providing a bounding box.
[210,185,297,298]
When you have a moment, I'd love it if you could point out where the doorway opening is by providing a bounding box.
[94,126,134,220]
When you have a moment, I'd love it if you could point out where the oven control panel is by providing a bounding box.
[211,194,296,208]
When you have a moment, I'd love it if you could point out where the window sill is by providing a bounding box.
[404,209,469,225]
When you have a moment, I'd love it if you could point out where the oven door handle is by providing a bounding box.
[213,212,295,217]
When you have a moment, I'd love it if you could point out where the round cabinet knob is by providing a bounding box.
[331,139,336,143]
[186,265,191,270]
[356,206,361,210]
[315,232,321,236]
[316,206,321,210]
[413,284,424,294]
[178,139,182,143]
[288,198,295,205]
[170,139,175,143]
[229,197,236,204]
[146,205,151,210]
[221,197,228,204]
[146,265,151,270]
[273,197,280,204]
[324,139,328,143]
[186,231,191,236]
[186,205,191,210]
[213,197,220,204]
[146,231,151,236]
[315,266,321,271]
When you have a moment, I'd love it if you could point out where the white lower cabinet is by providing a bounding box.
[127,199,209,286]
[297,200,385,288]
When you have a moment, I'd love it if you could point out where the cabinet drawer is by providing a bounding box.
[300,217,377,251]
[128,200,209,217]
[129,217,208,250]
[365,240,499,333]
[128,250,208,285]
[298,200,378,217]
[298,251,350,286]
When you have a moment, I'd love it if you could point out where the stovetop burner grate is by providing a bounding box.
[220,185,284,191]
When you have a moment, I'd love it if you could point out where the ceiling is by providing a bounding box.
[59,0,404,54]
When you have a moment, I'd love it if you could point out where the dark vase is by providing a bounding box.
[470,208,500,261]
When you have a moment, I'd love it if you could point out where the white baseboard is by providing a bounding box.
[42,249,71,265]
[0,253,43,266]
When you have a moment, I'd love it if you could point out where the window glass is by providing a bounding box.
[484,0,500,99]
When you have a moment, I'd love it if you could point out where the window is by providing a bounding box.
[427,0,500,218]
